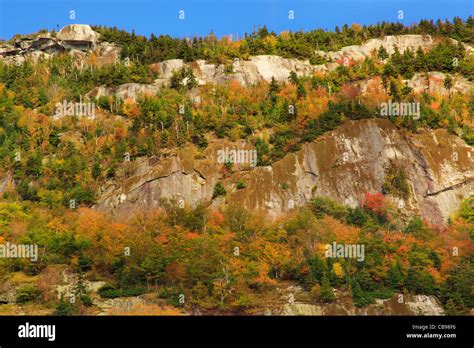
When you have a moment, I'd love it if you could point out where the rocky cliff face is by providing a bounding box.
[271,294,445,315]
[316,34,473,61]
[316,35,435,62]
[2,26,472,225]
[87,70,473,102]
[155,55,327,86]
[4,26,471,95]
[95,119,473,227]
[87,42,472,101]
[0,24,119,66]
[261,284,445,315]
[151,35,472,88]
[356,72,473,97]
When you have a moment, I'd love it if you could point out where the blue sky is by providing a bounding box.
[0,0,472,40]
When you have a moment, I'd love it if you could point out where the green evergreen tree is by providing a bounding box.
[377,46,389,60]
[320,274,335,303]
[387,260,404,290]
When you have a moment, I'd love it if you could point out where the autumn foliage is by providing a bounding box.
[363,192,386,215]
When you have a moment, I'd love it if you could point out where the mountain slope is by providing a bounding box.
[95,118,473,226]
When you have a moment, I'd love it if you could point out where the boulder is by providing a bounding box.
[158,58,185,79]
[97,42,121,66]
[57,24,100,50]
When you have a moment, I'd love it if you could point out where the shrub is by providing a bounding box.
[444,296,468,315]
[382,167,410,199]
[157,287,177,299]
[80,294,93,306]
[346,207,368,227]
[352,284,394,308]
[98,284,121,299]
[158,287,183,307]
[224,160,233,171]
[121,287,147,297]
[53,296,76,316]
[236,180,246,190]
[97,96,111,110]
[16,284,41,304]
[309,54,327,65]
[458,196,473,223]
[233,294,254,308]
[371,289,394,300]
[310,197,348,220]
[212,182,227,198]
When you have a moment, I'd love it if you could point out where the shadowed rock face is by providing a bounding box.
[95,119,474,227]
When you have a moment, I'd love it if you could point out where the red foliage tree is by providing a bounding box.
[363,192,385,215]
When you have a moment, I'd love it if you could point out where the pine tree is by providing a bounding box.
[359,268,377,291]
[389,79,401,101]
[288,71,299,85]
[320,274,335,303]
[444,296,467,315]
[377,46,389,60]
[269,77,280,105]
[387,260,404,290]
[269,77,280,94]
[414,46,427,71]
[443,75,453,97]
[296,82,306,99]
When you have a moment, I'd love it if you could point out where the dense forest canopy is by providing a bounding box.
[89,16,474,64]
[0,17,472,316]
[1,20,472,205]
